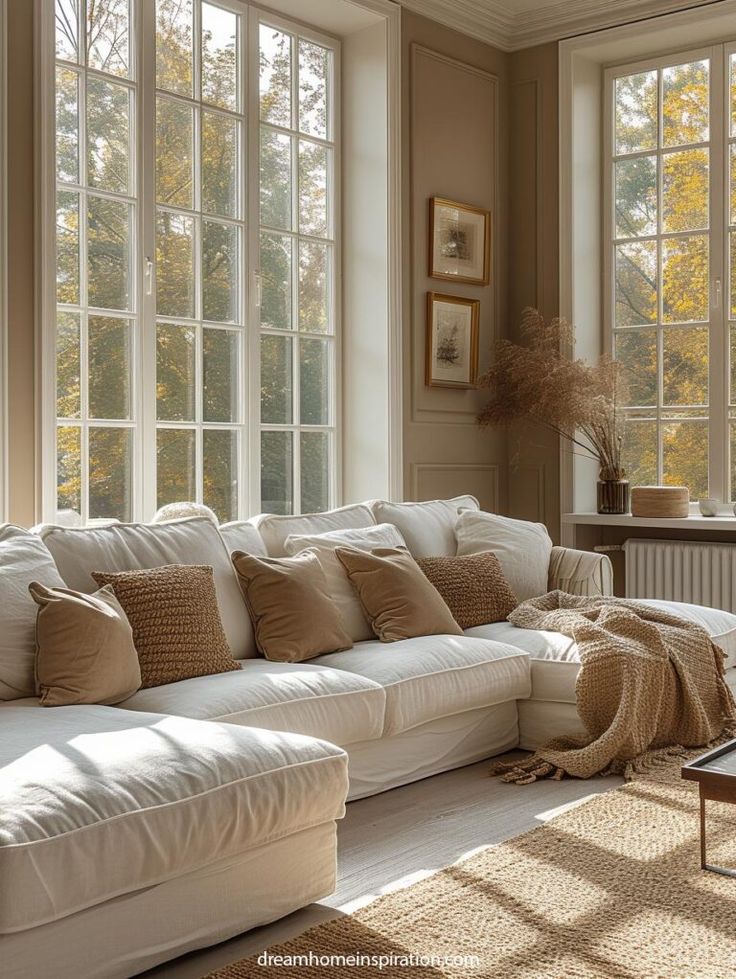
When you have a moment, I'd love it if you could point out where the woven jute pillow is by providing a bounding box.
[91,565,240,689]
[416,552,518,629]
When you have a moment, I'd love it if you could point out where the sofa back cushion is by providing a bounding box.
[455,510,552,602]
[0,525,67,700]
[39,517,256,659]
[283,523,407,642]
[253,503,376,556]
[218,520,267,557]
[370,496,479,558]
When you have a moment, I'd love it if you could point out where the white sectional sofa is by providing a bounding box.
[3,495,736,978]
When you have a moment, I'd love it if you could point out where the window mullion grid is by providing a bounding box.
[708,45,726,502]
[655,66,664,487]
[78,42,91,525]
[291,32,301,515]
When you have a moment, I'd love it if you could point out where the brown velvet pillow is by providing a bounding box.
[231,550,353,662]
[335,546,463,642]
[91,565,239,688]
[416,552,518,629]
[29,581,142,706]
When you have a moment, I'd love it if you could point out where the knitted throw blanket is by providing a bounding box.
[493,591,736,785]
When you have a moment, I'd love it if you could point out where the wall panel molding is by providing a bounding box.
[410,462,499,511]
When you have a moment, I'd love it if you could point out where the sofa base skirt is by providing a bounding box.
[2,820,338,979]
[345,701,519,801]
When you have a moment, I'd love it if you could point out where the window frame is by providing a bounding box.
[603,44,729,504]
[38,0,341,524]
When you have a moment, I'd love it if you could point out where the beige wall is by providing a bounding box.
[7,0,36,528]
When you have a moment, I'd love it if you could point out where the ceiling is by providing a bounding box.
[398,0,718,51]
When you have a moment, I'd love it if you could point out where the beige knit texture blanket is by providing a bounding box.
[493,591,736,784]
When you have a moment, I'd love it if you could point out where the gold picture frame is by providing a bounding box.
[426,292,480,389]
[428,197,491,285]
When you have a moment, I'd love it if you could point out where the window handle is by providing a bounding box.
[712,277,722,310]
[144,256,154,296]
[253,270,262,308]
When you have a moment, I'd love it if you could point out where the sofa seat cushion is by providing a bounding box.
[467,599,736,703]
[311,635,530,736]
[118,659,386,746]
[0,703,347,934]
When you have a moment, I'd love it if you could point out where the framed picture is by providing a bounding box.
[429,197,491,285]
[426,293,480,389]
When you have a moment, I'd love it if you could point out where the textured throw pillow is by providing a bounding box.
[283,523,407,642]
[29,581,142,707]
[231,550,353,662]
[455,510,553,601]
[416,553,518,629]
[91,565,239,688]
[335,546,463,642]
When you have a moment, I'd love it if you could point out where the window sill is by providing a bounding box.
[563,512,736,531]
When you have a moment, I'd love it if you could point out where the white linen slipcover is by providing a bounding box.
[467,599,736,703]
[0,525,67,700]
[370,496,480,558]
[455,510,553,601]
[118,659,386,746]
[253,503,376,556]
[312,635,530,736]
[217,520,268,557]
[0,704,348,934]
[283,523,407,641]
[38,517,255,659]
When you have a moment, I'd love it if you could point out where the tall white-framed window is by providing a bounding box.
[45,0,339,523]
[605,46,735,501]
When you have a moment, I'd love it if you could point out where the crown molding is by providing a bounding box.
[399,0,719,51]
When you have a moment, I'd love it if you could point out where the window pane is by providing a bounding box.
[299,140,328,237]
[156,97,194,209]
[614,156,656,238]
[202,111,238,218]
[663,420,708,499]
[261,431,293,514]
[156,0,193,97]
[730,423,736,500]
[261,335,293,425]
[299,240,329,333]
[57,311,81,418]
[202,3,238,111]
[203,429,237,522]
[260,129,292,230]
[261,334,293,424]
[663,60,709,147]
[57,425,82,517]
[731,326,736,406]
[156,210,195,318]
[731,234,736,320]
[260,25,291,128]
[202,221,238,323]
[663,327,708,407]
[89,427,133,521]
[622,419,657,486]
[731,146,736,225]
[157,428,195,508]
[87,76,131,194]
[299,40,328,139]
[300,338,329,425]
[662,148,708,233]
[614,241,656,327]
[57,190,80,305]
[87,0,130,78]
[203,328,238,422]
[89,316,132,419]
[56,66,79,184]
[261,232,292,330]
[615,329,656,407]
[615,71,657,155]
[56,0,79,62]
[300,431,329,513]
[157,323,195,421]
[87,196,132,311]
[662,234,708,323]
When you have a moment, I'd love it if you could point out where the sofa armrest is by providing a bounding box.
[547,546,614,597]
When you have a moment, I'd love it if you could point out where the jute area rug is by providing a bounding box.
[207,768,736,978]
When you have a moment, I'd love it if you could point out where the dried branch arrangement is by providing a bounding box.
[477,308,626,480]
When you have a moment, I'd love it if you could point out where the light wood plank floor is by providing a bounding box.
[144,760,621,979]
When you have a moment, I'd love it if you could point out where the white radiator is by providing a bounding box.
[624,539,736,612]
